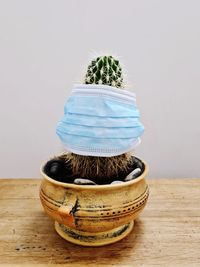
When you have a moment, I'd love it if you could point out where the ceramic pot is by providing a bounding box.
[40,158,149,246]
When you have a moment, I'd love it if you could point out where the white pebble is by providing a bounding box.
[74,178,96,185]
[111,180,124,185]
[124,168,142,182]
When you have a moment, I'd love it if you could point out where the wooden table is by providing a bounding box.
[0,179,199,267]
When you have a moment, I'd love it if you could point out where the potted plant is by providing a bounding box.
[40,55,149,246]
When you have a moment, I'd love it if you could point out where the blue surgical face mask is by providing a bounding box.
[56,84,144,157]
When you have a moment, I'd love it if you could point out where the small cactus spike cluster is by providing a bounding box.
[84,55,124,88]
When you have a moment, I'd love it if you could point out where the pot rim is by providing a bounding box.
[40,157,148,190]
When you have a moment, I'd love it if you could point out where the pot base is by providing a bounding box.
[55,221,134,247]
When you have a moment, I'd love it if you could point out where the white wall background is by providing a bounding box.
[0,0,200,178]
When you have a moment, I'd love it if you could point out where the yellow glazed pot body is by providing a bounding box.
[40,159,149,246]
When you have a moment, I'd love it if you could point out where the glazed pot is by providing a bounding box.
[40,158,149,246]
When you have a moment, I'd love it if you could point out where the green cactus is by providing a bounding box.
[85,55,123,88]
[62,55,132,184]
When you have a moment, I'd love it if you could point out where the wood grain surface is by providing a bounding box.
[0,178,199,267]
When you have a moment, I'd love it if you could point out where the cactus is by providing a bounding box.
[85,55,124,88]
[63,55,132,184]
[65,152,132,184]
